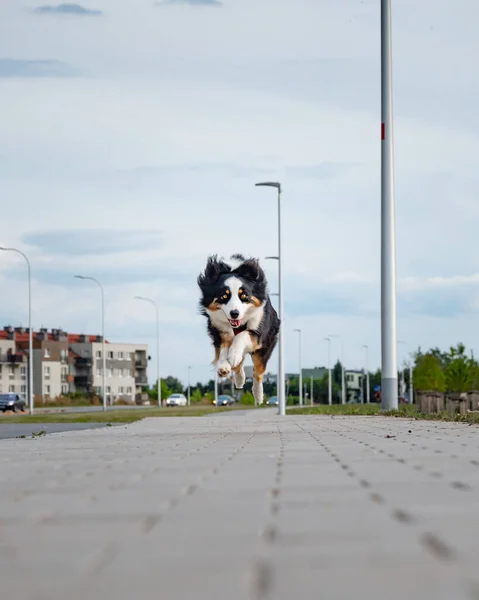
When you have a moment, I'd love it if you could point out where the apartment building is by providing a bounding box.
[1,326,149,403]
[0,330,28,399]
[70,338,148,403]
[345,369,364,403]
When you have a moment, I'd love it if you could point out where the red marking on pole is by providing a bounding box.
[381,122,385,140]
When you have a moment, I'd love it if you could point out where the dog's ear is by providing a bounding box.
[235,258,264,283]
[197,255,231,289]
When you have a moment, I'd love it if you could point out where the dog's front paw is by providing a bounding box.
[228,347,244,369]
[217,361,231,378]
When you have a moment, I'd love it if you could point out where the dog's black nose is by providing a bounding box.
[230,309,240,319]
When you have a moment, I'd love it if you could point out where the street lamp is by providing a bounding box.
[74,275,106,411]
[362,344,370,404]
[256,181,285,416]
[293,328,302,406]
[187,365,191,406]
[265,258,280,400]
[398,340,413,405]
[329,334,346,405]
[134,296,161,407]
[0,247,34,415]
[380,0,398,410]
[324,337,332,405]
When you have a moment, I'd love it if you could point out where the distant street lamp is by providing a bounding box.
[187,365,191,406]
[256,181,285,416]
[74,275,106,411]
[329,334,346,405]
[398,340,413,404]
[362,344,370,403]
[293,328,303,406]
[0,247,34,415]
[134,296,161,407]
[324,337,332,405]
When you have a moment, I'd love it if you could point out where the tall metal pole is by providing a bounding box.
[324,337,332,405]
[134,296,161,407]
[294,328,302,406]
[0,247,34,415]
[256,182,285,416]
[381,0,398,410]
[310,375,313,406]
[362,344,370,403]
[341,343,346,405]
[75,276,107,411]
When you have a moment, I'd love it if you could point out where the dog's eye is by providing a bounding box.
[221,294,228,301]
[240,293,248,300]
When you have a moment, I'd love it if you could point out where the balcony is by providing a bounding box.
[135,374,148,385]
[74,375,93,387]
[75,357,93,367]
[135,357,148,368]
[7,354,24,364]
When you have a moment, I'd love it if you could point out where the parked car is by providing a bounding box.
[214,394,234,406]
[0,393,26,413]
[166,393,187,407]
[267,396,278,406]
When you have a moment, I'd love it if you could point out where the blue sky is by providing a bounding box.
[1,0,478,386]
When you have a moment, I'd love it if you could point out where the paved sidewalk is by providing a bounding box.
[1,409,479,600]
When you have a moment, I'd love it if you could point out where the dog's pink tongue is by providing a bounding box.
[230,319,241,328]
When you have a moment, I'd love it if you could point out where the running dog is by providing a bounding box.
[197,254,280,405]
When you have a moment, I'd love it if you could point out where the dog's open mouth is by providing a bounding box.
[228,319,242,328]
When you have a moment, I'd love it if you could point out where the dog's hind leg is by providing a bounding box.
[251,353,266,405]
[232,360,245,389]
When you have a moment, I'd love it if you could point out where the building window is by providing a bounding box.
[9,366,15,379]
[44,366,51,380]
[106,386,111,394]
[118,351,124,360]
[96,386,101,395]
[61,384,68,394]
[21,385,27,393]
[44,348,50,358]
[108,351,114,359]
[8,384,15,392]
[44,384,51,395]
[126,386,132,394]
[123,368,130,377]
[96,350,102,358]
[119,386,124,394]
[20,366,26,376]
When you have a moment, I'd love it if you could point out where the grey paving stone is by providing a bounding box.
[1,411,479,599]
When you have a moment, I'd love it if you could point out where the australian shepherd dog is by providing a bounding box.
[197,254,280,405]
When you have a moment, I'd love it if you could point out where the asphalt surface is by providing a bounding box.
[0,422,112,440]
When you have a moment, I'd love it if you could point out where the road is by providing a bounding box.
[0,422,114,440]
[0,410,478,599]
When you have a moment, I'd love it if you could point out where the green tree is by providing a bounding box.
[444,343,475,393]
[413,353,446,392]
[191,388,203,404]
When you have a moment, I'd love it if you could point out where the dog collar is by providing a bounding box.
[233,323,247,336]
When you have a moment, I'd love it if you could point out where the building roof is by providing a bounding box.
[0,328,108,344]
